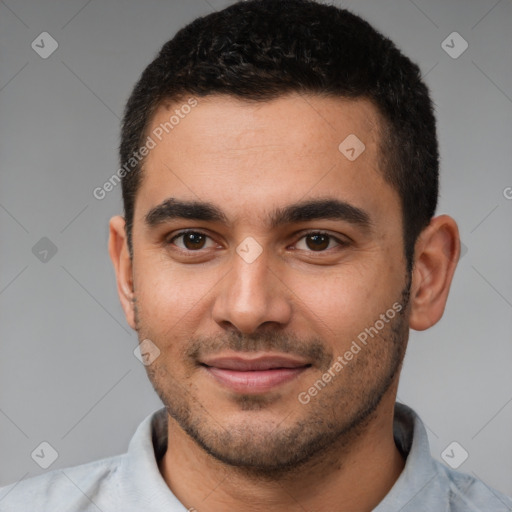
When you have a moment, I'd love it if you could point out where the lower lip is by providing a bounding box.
[204,366,308,394]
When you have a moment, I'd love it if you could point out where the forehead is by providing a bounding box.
[150,93,383,159]
[135,93,397,227]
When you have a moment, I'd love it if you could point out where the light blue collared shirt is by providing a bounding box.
[1,402,511,511]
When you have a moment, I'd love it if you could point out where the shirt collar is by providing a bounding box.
[374,402,439,511]
[118,408,183,510]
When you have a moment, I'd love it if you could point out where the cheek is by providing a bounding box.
[133,261,221,337]
[289,263,401,343]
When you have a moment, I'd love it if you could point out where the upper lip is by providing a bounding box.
[201,353,311,371]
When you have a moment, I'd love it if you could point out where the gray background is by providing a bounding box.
[1,0,511,498]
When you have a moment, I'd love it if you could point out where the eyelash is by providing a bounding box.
[167,230,349,255]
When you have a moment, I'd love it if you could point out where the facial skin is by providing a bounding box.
[109,93,460,511]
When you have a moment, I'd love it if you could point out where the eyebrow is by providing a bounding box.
[145,197,372,230]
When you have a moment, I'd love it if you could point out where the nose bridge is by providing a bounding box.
[212,243,291,333]
[231,247,271,302]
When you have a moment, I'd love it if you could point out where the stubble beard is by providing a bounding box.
[136,278,411,479]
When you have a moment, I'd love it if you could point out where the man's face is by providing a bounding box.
[129,94,410,473]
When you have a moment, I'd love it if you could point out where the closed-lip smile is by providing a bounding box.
[200,353,311,393]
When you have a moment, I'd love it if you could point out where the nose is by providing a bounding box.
[211,247,293,334]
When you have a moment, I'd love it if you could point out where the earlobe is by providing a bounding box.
[108,216,137,330]
[409,215,460,331]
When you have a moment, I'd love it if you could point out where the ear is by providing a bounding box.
[409,215,460,331]
[109,216,136,330]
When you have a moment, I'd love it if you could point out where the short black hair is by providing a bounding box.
[120,0,438,271]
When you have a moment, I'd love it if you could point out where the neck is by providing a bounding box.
[159,392,404,512]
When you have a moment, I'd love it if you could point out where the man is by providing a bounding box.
[1,0,510,510]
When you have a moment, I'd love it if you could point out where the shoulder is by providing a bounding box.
[0,454,124,512]
[433,459,512,511]
[388,403,512,511]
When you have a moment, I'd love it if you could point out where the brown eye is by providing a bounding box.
[305,233,330,251]
[295,232,346,252]
[170,231,214,251]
